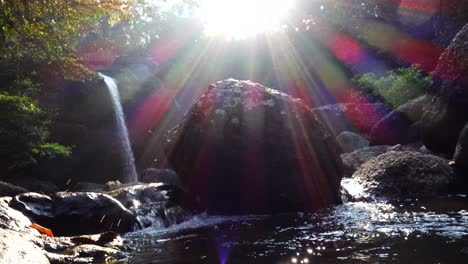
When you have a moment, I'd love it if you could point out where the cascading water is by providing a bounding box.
[99,73,138,183]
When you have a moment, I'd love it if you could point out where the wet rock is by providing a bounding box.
[10,192,138,236]
[45,244,122,264]
[140,168,181,186]
[341,151,455,202]
[107,183,192,229]
[340,145,417,177]
[313,103,393,136]
[42,232,125,263]
[166,79,343,214]
[9,193,55,226]
[52,192,138,236]
[370,95,427,145]
[0,181,28,197]
[421,23,468,153]
[336,131,369,153]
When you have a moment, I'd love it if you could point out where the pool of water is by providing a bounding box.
[125,195,468,263]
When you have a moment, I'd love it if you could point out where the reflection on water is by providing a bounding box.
[126,195,468,263]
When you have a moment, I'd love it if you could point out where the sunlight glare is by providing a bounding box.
[198,0,294,39]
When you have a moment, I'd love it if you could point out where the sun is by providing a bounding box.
[197,0,294,39]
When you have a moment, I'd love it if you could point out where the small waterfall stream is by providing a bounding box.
[99,73,138,183]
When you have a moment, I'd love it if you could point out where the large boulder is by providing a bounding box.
[370,95,427,145]
[341,151,455,202]
[312,103,393,136]
[166,79,343,214]
[421,23,468,153]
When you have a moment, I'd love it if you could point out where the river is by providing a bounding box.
[125,195,468,263]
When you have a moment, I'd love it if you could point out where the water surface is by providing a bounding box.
[126,195,468,263]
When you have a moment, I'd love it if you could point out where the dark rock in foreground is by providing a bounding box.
[421,23,468,153]
[166,79,343,214]
[341,151,455,202]
[10,192,138,236]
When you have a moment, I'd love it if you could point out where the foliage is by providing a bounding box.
[352,66,431,108]
[0,0,152,173]
[0,93,71,170]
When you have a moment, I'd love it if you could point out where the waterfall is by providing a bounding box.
[99,73,138,183]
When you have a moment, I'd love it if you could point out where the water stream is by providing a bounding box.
[126,195,468,263]
[100,73,138,183]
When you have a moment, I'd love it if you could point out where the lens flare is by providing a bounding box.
[198,0,294,39]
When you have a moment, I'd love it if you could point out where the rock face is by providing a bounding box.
[454,122,468,180]
[341,151,455,202]
[336,131,369,153]
[166,79,343,214]
[36,77,133,185]
[312,103,392,136]
[10,192,138,236]
[370,95,427,145]
[421,23,468,153]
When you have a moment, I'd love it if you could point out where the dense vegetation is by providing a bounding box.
[353,66,431,107]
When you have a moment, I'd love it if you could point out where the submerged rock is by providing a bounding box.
[341,151,455,202]
[166,79,343,214]
[421,23,468,153]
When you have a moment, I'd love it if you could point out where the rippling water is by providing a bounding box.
[125,195,468,263]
